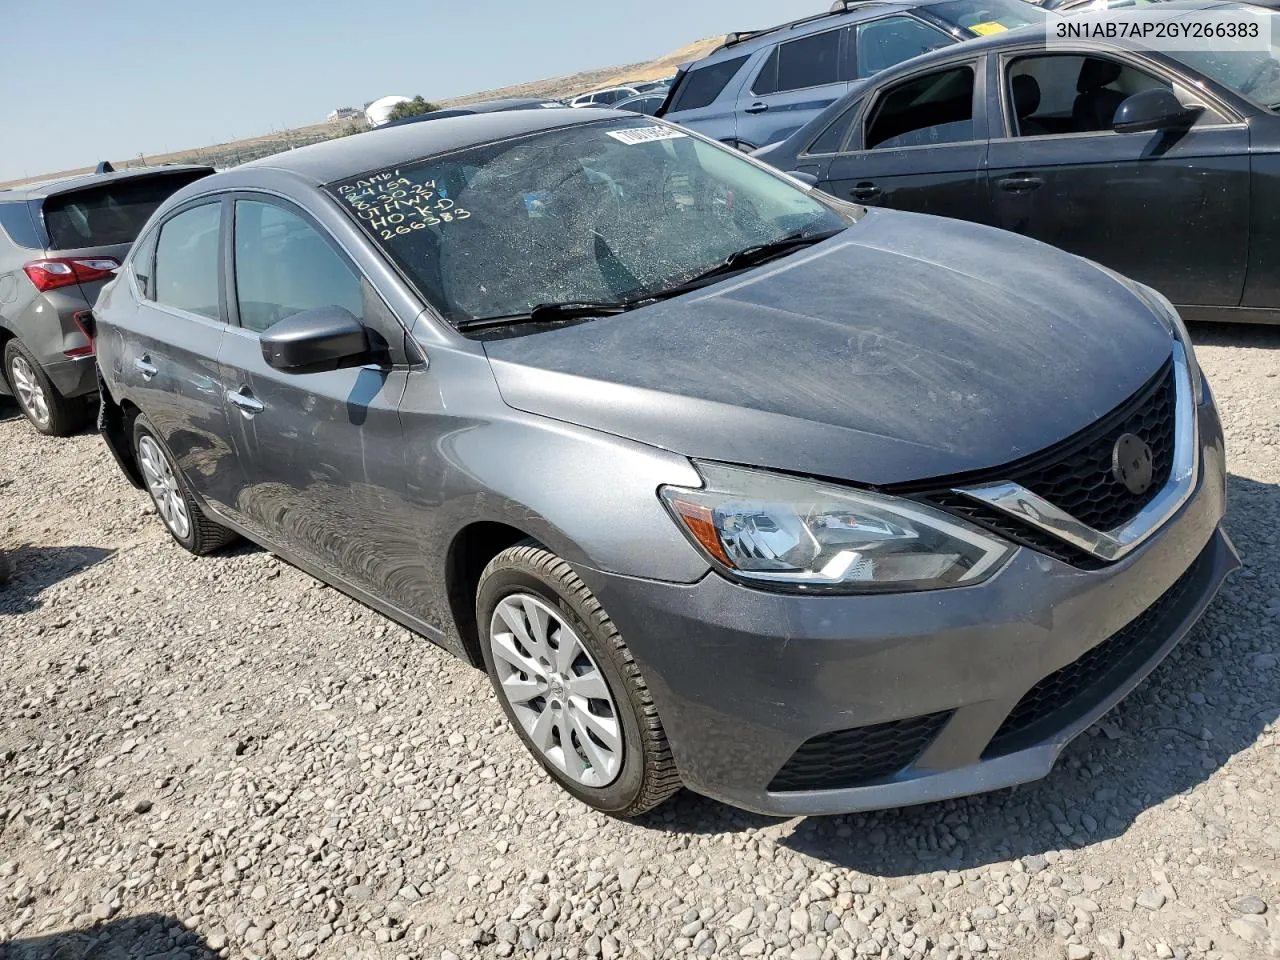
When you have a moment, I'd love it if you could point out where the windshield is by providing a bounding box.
[1166,16,1280,109]
[924,0,1047,34]
[326,118,846,326]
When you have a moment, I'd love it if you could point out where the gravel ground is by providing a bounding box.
[1,325,1277,960]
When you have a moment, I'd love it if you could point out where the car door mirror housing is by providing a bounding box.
[786,170,820,187]
[259,306,374,374]
[1112,88,1202,134]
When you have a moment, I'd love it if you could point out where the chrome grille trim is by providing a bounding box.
[953,343,1197,563]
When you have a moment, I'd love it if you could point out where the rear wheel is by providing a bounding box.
[4,339,92,437]
[477,542,681,817]
[132,416,237,555]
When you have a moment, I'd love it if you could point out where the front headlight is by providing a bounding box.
[659,462,1014,593]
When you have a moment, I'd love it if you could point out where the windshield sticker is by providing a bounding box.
[969,20,1009,35]
[606,126,689,146]
[337,171,471,239]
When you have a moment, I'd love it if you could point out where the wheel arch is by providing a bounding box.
[445,520,543,668]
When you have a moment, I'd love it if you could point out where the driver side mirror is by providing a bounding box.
[1112,88,1203,134]
[786,170,820,187]
[260,306,376,374]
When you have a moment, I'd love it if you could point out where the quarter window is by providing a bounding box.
[153,203,222,320]
[806,100,864,154]
[233,200,363,335]
[865,66,976,149]
[669,56,750,112]
[132,227,160,300]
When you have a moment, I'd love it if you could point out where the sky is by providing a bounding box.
[0,0,822,182]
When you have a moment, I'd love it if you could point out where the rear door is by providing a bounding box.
[823,58,995,222]
[216,194,416,602]
[737,27,849,150]
[117,198,241,511]
[985,50,1249,307]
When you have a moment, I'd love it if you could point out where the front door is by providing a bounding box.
[986,51,1250,307]
[216,195,419,605]
[823,59,994,223]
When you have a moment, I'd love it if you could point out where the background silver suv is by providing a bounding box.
[0,164,211,434]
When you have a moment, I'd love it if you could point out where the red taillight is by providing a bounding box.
[22,257,119,292]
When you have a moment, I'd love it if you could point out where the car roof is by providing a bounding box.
[242,108,622,186]
[1,164,214,202]
[697,0,925,61]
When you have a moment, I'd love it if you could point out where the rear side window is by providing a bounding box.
[0,202,41,248]
[866,65,976,149]
[668,55,750,112]
[154,203,222,320]
[233,200,363,334]
[777,30,842,92]
[854,17,955,79]
[41,171,212,250]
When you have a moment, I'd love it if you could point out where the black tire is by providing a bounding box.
[477,541,681,817]
[131,416,237,556]
[3,339,93,437]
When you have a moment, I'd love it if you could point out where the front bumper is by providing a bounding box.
[577,393,1236,816]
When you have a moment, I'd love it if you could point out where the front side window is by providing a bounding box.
[855,17,955,78]
[668,56,750,112]
[153,202,222,320]
[326,118,846,326]
[1006,54,1175,136]
[233,200,363,334]
[866,66,976,149]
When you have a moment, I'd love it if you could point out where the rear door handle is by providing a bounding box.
[998,175,1043,193]
[851,182,881,202]
[134,356,157,381]
[744,102,769,115]
[226,387,265,417]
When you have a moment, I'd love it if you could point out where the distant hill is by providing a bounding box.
[0,37,723,190]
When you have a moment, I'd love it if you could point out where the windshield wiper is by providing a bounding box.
[456,299,638,332]
[664,228,845,292]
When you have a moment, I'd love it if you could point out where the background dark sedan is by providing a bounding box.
[380,97,562,129]
[754,1,1280,324]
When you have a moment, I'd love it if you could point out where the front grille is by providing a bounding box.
[768,711,952,792]
[913,357,1177,565]
[984,551,1204,757]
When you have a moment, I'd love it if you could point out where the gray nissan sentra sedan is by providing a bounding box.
[92,108,1237,818]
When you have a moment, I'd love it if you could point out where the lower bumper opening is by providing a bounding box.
[767,710,952,792]
[983,544,1210,758]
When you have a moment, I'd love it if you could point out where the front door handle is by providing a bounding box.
[134,356,157,381]
[851,181,882,202]
[998,174,1044,193]
[226,387,265,417]
[744,101,769,115]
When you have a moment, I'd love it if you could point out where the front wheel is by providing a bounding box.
[477,542,681,817]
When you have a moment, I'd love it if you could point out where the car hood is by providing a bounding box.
[483,208,1174,486]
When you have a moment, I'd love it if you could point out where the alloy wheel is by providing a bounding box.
[137,435,192,541]
[10,355,50,429]
[488,593,623,787]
